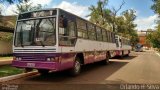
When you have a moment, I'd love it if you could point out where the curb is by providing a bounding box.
[0,60,12,65]
[155,51,160,57]
[0,71,38,83]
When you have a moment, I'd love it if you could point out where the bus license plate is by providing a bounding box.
[27,63,35,67]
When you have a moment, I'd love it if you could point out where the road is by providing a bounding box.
[1,50,160,89]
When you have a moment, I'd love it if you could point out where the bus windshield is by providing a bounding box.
[14,17,56,47]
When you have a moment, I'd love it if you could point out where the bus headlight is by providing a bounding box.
[47,58,51,61]
[14,57,22,61]
[47,57,59,62]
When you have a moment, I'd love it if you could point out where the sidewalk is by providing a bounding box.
[0,57,12,65]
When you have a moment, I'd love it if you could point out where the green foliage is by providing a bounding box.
[146,25,160,48]
[88,0,139,45]
[15,0,42,14]
[0,0,17,4]
[0,32,13,41]
[119,9,138,45]
[151,0,160,15]
[0,0,27,4]
[148,0,160,48]
[0,65,23,77]
[88,0,111,28]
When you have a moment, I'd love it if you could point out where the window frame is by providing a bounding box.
[96,26,103,41]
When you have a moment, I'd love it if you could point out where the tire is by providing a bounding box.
[126,50,130,57]
[24,68,33,73]
[126,53,129,57]
[69,57,81,76]
[120,51,124,58]
[38,69,49,75]
[101,53,109,65]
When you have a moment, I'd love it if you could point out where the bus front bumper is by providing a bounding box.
[12,60,60,71]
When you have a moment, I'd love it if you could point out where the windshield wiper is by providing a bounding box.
[40,40,45,47]
[35,19,45,47]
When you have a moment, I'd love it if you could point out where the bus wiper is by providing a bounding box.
[20,26,24,47]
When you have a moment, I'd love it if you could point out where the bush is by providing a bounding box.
[0,32,13,41]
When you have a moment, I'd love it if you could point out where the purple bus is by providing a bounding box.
[12,8,131,76]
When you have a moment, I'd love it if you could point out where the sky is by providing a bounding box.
[0,0,158,31]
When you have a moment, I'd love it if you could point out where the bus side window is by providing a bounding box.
[59,14,77,46]
[102,29,107,42]
[112,33,116,43]
[88,23,96,40]
[76,18,88,39]
[106,31,109,42]
[108,31,111,42]
[59,15,68,35]
[96,27,102,41]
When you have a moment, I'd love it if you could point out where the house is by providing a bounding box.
[0,15,16,55]
[137,30,152,48]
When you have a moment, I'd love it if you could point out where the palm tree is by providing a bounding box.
[0,0,27,4]
[0,0,24,23]
[15,0,42,14]
[88,0,111,28]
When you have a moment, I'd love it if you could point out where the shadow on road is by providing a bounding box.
[111,55,137,60]
[24,60,130,84]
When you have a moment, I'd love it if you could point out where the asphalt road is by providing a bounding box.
[1,50,160,89]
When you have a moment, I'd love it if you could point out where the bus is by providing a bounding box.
[12,8,131,76]
[115,35,131,57]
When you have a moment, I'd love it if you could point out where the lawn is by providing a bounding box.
[0,65,24,77]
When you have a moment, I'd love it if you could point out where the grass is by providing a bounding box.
[0,65,24,77]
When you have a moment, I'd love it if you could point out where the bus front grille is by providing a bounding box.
[14,48,56,53]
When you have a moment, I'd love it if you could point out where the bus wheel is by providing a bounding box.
[126,51,130,57]
[126,53,129,57]
[38,69,49,75]
[24,68,33,73]
[70,57,81,76]
[101,54,109,65]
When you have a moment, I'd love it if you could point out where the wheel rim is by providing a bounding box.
[75,60,80,73]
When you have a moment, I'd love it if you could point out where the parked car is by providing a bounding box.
[135,44,143,52]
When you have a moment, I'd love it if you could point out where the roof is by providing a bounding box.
[0,15,16,33]
[0,26,14,33]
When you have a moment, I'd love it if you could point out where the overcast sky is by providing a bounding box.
[0,0,158,31]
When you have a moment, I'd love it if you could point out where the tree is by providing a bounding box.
[0,0,29,22]
[88,0,110,28]
[88,0,139,48]
[151,0,160,15]
[88,0,126,32]
[14,0,42,14]
[148,0,160,49]
[110,0,125,32]
[125,9,138,45]
[0,0,21,4]
[146,25,160,49]
[116,9,138,47]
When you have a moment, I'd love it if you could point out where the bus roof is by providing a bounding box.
[18,8,129,40]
